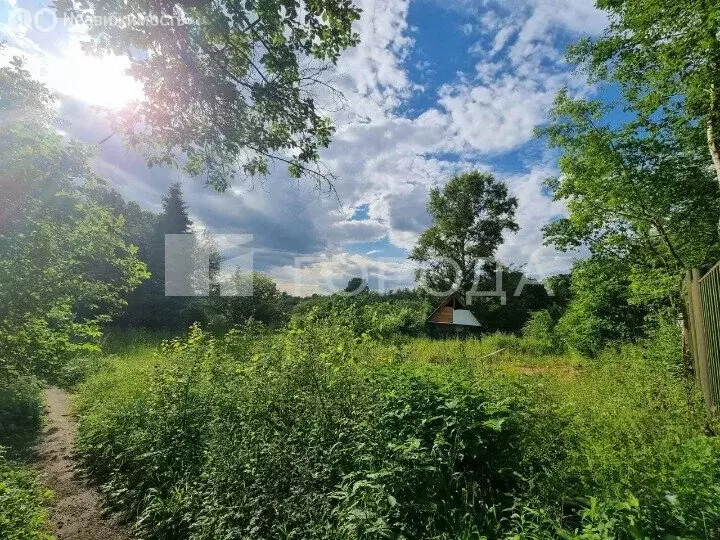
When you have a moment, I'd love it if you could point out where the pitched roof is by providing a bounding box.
[427,293,483,327]
[427,293,465,321]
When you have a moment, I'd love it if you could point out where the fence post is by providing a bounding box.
[689,268,714,412]
[682,272,694,374]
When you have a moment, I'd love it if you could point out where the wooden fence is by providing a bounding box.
[685,264,720,413]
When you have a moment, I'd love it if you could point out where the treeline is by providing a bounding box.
[92,182,304,332]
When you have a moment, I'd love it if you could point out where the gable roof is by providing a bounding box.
[427,293,483,327]
[427,293,465,321]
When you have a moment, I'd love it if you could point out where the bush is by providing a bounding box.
[0,376,52,540]
[56,355,110,389]
[0,451,53,540]
[0,375,44,456]
[292,294,430,340]
[75,325,720,539]
[75,326,558,539]
[522,310,564,353]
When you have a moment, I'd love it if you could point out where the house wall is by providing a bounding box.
[431,306,453,324]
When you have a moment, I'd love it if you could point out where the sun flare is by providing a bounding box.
[47,41,143,109]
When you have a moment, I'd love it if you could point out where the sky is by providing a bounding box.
[0,0,609,295]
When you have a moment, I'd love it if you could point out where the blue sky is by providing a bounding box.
[1,0,609,294]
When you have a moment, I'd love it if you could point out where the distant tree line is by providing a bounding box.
[93,182,305,332]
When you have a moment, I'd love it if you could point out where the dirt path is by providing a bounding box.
[36,387,135,540]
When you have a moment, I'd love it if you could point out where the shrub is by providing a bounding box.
[75,325,720,539]
[291,294,430,340]
[0,375,52,540]
[56,355,111,389]
[0,375,44,456]
[522,310,564,354]
[75,326,556,539]
[0,451,53,540]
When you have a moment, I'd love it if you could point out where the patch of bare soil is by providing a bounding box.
[36,387,135,540]
[513,365,582,380]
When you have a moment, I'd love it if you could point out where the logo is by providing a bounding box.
[5,5,32,30]
[2,2,57,33]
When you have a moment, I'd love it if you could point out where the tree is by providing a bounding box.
[121,183,203,328]
[409,171,518,295]
[472,267,554,333]
[55,0,362,191]
[539,92,720,312]
[0,58,148,379]
[156,182,195,295]
[196,229,222,296]
[205,271,286,330]
[555,257,649,356]
[544,274,572,321]
[570,0,720,186]
[344,277,368,295]
[159,183,193,235]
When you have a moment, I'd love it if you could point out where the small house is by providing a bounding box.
[427,294,482,332]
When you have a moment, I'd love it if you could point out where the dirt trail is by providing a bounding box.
[36,387,135,540]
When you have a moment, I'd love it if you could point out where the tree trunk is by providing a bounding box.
[707,83,720,188]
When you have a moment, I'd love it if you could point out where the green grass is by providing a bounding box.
[0,451,53,540]
[0,376,53,540]
[73,325,720,539]
[99,328,182,356]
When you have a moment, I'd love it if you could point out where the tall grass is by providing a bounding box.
[0,375,53,540]
[74,322,720,539]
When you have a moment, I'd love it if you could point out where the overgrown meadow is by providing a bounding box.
[68,304,720,539]
[4,0,720,537]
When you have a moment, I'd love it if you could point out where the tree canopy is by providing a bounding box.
[114,182,222,329]
[204,270,288,330]
[409,171,518,295]
[540,91,720,302]
[0,59,149,378]
[55,0,362,191]
[344,277,368,295]
[570,0,720,185]
[537,2,720,352]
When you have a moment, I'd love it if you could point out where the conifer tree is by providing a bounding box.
[158,183,193,236]
[124,183,197,327]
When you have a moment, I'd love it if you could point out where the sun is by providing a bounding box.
[47,41,144,109]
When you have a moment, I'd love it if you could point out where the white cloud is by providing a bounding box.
[435,0,606,156]
[271,252,416,295]
[1,8,141,108]
[2,0,607,288]
[496,166,578,277]
[519,0,608,41]
[330,0,414,120]
[460,23,481,35]
[438,73,565,154]
[326,219,387,244]
[490,25,517,56]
